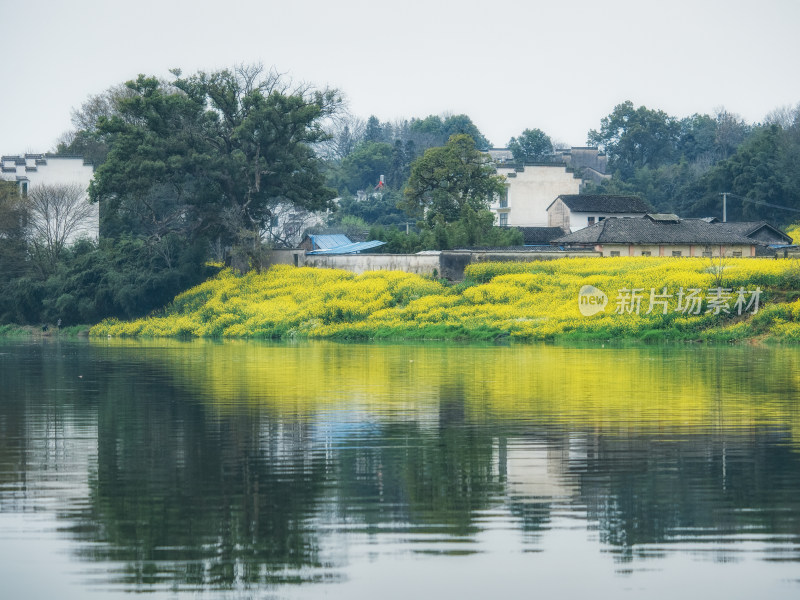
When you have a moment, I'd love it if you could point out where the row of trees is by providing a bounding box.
[3,65,521,325]
[3,65,344,324]
[317,111,526,250]
[586,101,800,225]
[3,62,798,326]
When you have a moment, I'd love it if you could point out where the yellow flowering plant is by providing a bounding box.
[90,258,800,342]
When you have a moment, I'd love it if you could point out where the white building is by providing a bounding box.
[0,153,97,242]
[487,147,612,227]
[547,194,651,231]
[490,164,582,227]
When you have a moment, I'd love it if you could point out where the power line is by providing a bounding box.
[724,192,800,215]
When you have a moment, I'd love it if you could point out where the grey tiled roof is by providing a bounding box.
[554,217,757,245]
[713,221,792,244]
[554,194,652,213]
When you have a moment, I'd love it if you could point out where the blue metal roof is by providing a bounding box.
[307,240,386,255]
[309,234,353,250]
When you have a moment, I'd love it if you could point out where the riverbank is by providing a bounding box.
[0,324,92,339]
[87,258,800,342]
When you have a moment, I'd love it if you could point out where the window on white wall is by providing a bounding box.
[499,213,508,226]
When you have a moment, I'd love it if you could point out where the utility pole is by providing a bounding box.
[720,192,728,222]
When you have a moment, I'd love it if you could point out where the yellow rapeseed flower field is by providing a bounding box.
[90,258,800,341]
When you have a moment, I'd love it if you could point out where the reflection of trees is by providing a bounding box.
[0,342,99,510]
[4,341,800,593]
[334,423,502,536]
[574,431,800,561]
[74,364,331,588]
[330,369,504,537]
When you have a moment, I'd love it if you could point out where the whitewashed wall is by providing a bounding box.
[0,154,97,243]
[491,165,581,227]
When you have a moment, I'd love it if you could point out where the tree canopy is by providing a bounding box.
[90,65,341,268]
[586,101,800,226]
[508,128,554,163]
[409,114,491,151]
[402,134,506,225]
[588,101,680,178]
[335,141,393,193]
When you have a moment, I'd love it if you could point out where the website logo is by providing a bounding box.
[578,285,608,316]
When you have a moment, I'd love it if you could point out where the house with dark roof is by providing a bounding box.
[547,195,652,231]
[553,214,758,257]
[682,219,792,256]
[712,221,792,254]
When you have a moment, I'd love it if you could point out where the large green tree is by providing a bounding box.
[402,134,506,225]
[588,101,680,178]
[409,114,491,151]
[90,65,341,268]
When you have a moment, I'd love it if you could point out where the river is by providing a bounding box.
[1,339,799,599]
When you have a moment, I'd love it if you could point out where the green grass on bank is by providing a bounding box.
[0,324,91,339]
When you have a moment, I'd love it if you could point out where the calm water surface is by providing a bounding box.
[1,339,799,599]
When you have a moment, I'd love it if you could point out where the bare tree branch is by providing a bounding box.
[27,183,94,270]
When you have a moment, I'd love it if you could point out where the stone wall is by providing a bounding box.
[267,249,600,281]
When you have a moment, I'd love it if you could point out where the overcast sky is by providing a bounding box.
[3,0,799,154]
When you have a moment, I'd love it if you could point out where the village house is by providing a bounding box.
[699,218,792,255]
[490,164,581,227]
[547,194,652,231]
[0,153,97,242]
[553,214,764,257]
[488,147,610,228]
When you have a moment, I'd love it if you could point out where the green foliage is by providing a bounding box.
[90,66,340,263]
[336,190,408,227]
[585,101,800,223]
[0,181,30,282]
[0,236,212,326]
[679,124,800,223]
[402,134,506,225]
[588,101,681,178]
[370,206,522,252]
[409,114,491,151]
[334,141,393,192]
[507,128,554,163]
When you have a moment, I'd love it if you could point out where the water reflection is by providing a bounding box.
[1,340,799,598]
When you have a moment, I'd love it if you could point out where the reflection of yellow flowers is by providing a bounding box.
[92,339,800,446]
[90,258,800,341]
